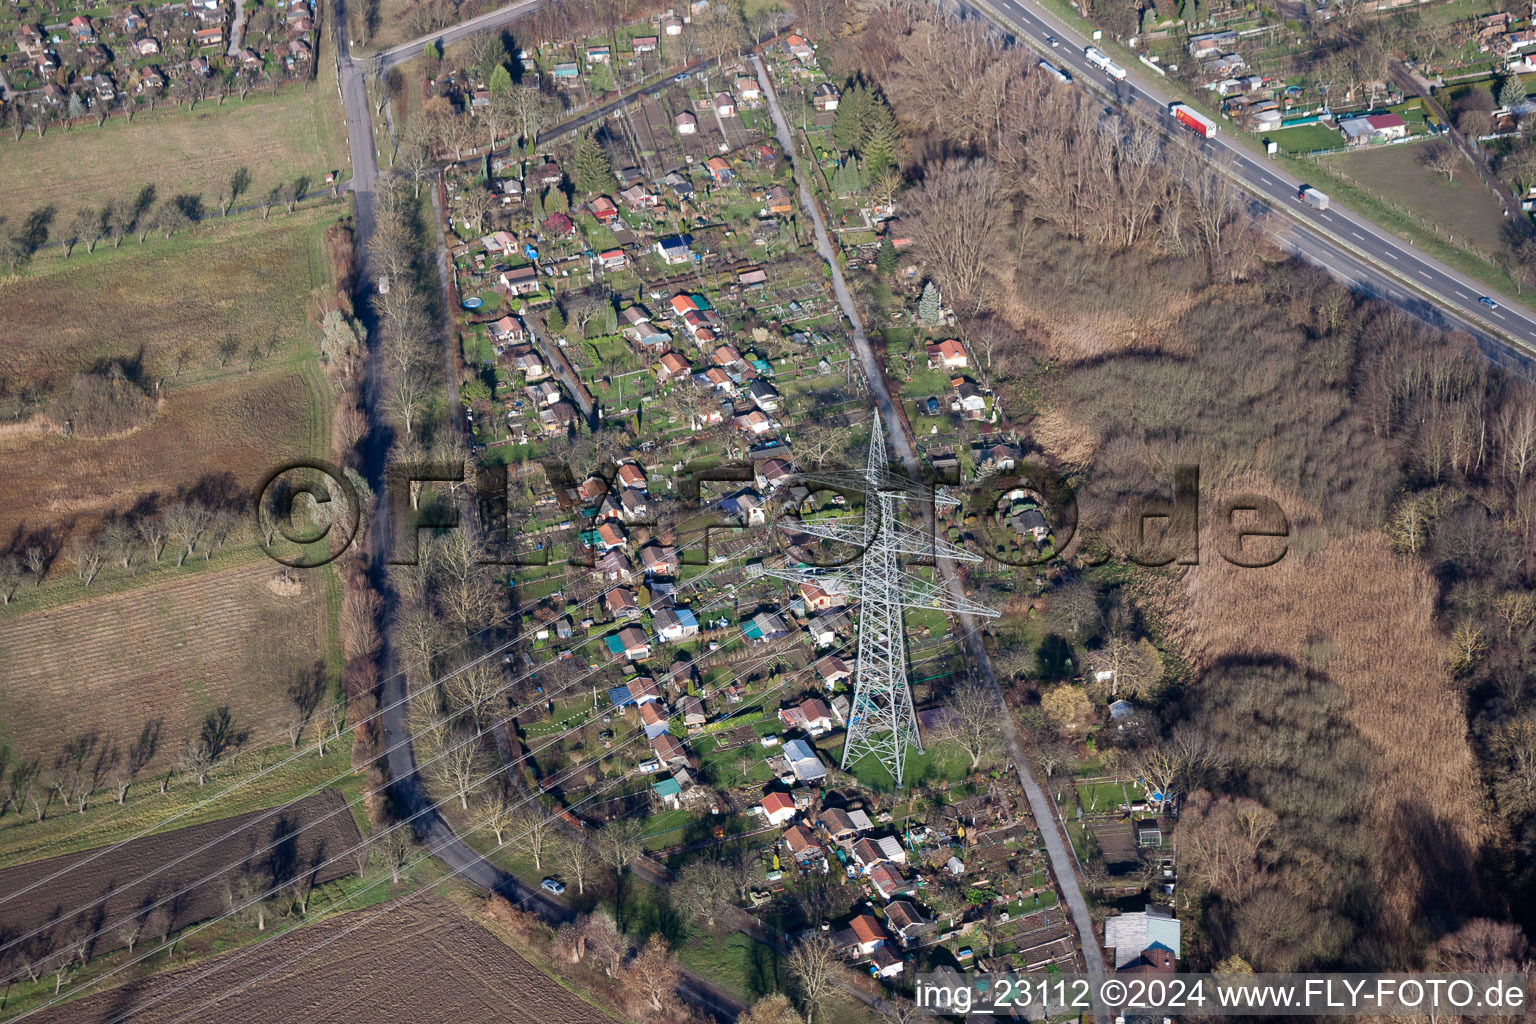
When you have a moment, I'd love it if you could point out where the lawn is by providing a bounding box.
[0,53,349,224]
[1264,122,1344,155]
[1321,141,1509,255]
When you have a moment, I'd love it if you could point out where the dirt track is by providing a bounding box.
[0,790,360,968]
[23,896,619,1024]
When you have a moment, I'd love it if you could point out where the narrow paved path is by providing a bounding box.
[753,53,1111,1007]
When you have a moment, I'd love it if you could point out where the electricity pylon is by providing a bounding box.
[765,416,997,786]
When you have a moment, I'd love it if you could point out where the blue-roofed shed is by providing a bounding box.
[609,684,635,708]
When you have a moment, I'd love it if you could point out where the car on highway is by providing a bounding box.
[1046,35,1058,46]
[540,878,566,895]
[1480,296,1500,310]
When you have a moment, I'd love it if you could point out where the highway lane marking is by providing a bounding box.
[1385,251,1398,260]
[1419,271,1432,280]
[1456,291,1469,299]
[1493,310,1507,319]
[1351,231,1364,240]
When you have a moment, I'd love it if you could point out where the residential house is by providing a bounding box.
[639,542,680,576]
[619,489,649,522]
[490,314,528,346]
[195,26,225,47]
[782,737,827,782]
[785,33,814,61]
[656,235,694,264]
[609,624,652,661]
[134,37,160,55]
[742,610,788,642]
[598,248,628,269]
[819,807,869,843]
[816,654,852,688]
[654,605,699,641]
[653,777,683,809]
[755,457,794,491]
[652,351,689,383]
[605,586,641,620]
[739,266,768,288]
[662,15,683,35]
[631,677,663,704]
[764,184,794,215]
[482,230,518,255]
[951,378,988,419]
[500,264,542,294]
[591,195,619,222]
[883,900,933,945]
[868,861,917,900]
[596,522,627,552]
[613,186,651,212]
[925,339,968,370]
[680,696,706,729]
[1339,113,1408,145]
[714,92,736,117]
[633,35,658,52]
[595,549,631,580]
[552,61,580,79]
[68,15,96,41]
[800,581,845,613]
[1104,906,1182,972]
[871,946,904,978]
[783,824,823,863]
[675,111,698,134]
[762,791,798,826]
[779,697,834,736]
[639,701,671,739]
[705,156,734,183]
[586,44,610,63]
[1187,30,1238,57]
[735,75,761,101]
[813,82,840,111]
[616,463,647,489]
[652,731,689,768]
[844,913,889,957]
[735,409,775,435]
[1010,507,1049,543]
[748,379,780,412]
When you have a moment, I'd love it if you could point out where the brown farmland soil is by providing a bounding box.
[25,895,621,1024]
[0,790,360,965]
[0,561,331,763]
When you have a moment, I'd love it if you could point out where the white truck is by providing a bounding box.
[1084,46,1128,79]
[1038,59,1072,84]
[1298,185,1329,211]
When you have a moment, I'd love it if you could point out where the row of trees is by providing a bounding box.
[0,705,254,823]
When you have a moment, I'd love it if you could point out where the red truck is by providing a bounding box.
[1168,103,1217,139]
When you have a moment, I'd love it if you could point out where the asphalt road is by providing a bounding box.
[978,0,1536,366]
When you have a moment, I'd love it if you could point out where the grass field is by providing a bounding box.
[0,207,338,551]
[0,204,338,391]
[0,560,333,767]
[0,48,348,225]
[1321,143,1509,255]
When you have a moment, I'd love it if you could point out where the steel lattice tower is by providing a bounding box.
[766,417,997,787]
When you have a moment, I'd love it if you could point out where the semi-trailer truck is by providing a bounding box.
[1298,186,1329,211]
[1168,102,1217,139]
[1084,46,1129,79]
[1038,59,1072,84]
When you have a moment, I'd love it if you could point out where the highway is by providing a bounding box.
[979,0,1536,369]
